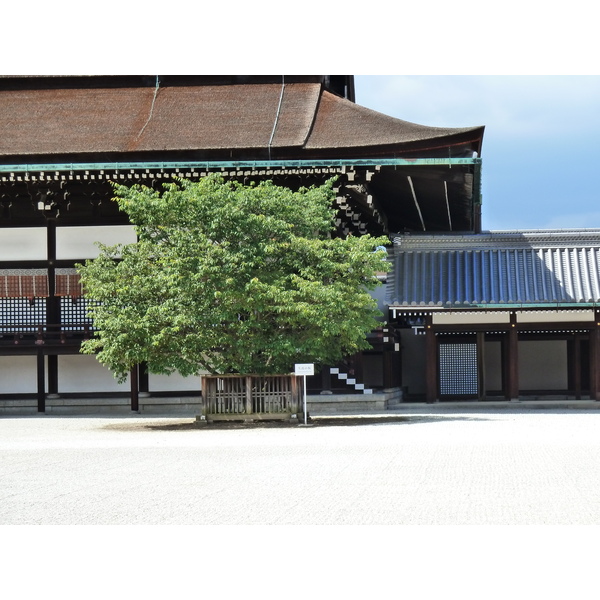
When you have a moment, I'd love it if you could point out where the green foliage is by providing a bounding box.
[77,175,389,381]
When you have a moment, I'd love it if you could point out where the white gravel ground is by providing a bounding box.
[2,409,600,525]
[3,409,600,599]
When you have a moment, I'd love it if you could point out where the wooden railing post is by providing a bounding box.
[203,375,212,418]
[290,375,299,415]
[245,376,253,415]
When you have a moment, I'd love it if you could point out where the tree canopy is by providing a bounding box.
[77,175,389,381]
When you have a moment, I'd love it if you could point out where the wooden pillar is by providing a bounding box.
[291,375,300,415]
[47,354,58,396]
[569,335,582,399]
[46,219,60,353]
[590,313,600,401]
[473,201,482,234]
[476,331,486,401]
[506,312,519,400]
[383,351,398,390]
[200,375,210,419]
[37,351,45,412]
[425,315,438,403]
[138,362,149,395]
[130,365,139,412]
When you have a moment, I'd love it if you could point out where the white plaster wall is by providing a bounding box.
[519,340,568,390]
[400,330,427,395]
[0,356,38,393]
[58,355,129,393]
[0,228,47,260]
[518,310,594,323]
[433,311,511,325]
[56,225,137,260]
[148,372,203,393]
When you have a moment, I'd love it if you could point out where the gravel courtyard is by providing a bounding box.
[2,408,600,525]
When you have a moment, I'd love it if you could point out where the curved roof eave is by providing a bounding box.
[304,90,484,155]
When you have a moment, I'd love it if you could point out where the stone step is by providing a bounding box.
[329,367,373,394]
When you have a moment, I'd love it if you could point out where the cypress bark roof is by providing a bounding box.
[0,76,484,162]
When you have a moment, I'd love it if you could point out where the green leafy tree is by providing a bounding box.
[77,175,389,381]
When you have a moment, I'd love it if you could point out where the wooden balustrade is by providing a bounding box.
[200,374,301,422]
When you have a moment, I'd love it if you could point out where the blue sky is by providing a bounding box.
[354,76,600,232]
[6,8,599,236]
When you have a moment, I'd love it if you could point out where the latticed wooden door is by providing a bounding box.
[438,341,479,397]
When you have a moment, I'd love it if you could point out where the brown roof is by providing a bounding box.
[308,90,483,153]
[0,78,484,162]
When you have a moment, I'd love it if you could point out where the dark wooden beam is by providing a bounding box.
[130,365,139,412]
[429,321,595,334]
[37,350,45,412]
[506,313,519,400]
[47,354,58,396]
[569,335,582,399]
[477,331,485,400]
[590,312,600,401]
[383,350,399,389]
[425,315,437,403]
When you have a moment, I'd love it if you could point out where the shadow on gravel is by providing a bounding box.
[102,414,490,432]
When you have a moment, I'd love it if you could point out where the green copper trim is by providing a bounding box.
[389,302,600,310]
[0,157,481,174]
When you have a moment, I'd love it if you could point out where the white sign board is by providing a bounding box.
[294,363,314,376]
[295,364,314,426]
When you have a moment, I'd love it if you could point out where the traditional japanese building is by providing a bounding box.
[388,230,600,402]
[0,74,487,413]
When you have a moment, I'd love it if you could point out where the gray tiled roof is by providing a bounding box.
[387,230,600,307]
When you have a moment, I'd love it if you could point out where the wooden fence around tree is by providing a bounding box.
[199,374,302,422]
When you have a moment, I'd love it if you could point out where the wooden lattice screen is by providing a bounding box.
[439,341,479,396]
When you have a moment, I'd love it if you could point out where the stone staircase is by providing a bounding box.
[329,367,373,394]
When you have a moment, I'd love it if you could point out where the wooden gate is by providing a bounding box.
[200,374,301,422]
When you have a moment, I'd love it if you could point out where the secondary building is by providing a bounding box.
[388,230,600,402]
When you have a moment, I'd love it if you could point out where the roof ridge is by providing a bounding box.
[394,230,600,250]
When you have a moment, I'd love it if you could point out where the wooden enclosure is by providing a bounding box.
[199,374,302,422]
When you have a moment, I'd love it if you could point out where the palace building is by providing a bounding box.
[3,74,594,414]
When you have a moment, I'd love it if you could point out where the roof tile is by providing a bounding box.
[388,231,600,306]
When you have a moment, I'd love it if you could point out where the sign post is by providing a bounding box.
[294,363,314,425]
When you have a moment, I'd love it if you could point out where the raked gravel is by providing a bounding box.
[2,409,600,525]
